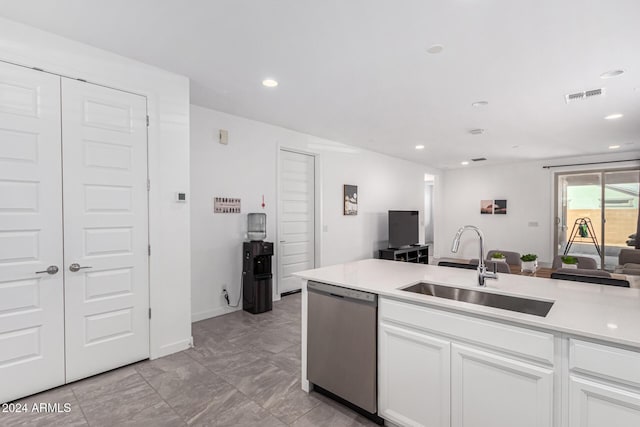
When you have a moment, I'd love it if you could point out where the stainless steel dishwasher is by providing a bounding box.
[307,280,378,415]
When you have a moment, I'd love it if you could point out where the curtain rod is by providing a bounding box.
[542,159,640,169]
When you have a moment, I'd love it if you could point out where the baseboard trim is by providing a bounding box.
[281,289,302,297]
[153,338,191,359]
[191,305,240,323]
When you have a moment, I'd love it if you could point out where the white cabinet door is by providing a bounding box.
[61,78,149,382]
[278,149,315,294]
[569,376,640,427]
[451,344,553,427]
[379,322,451,427]
[0,61,65,403]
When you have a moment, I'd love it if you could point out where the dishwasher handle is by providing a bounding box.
[307,281,377,305]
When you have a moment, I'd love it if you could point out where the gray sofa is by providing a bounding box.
[616,249,640,276]
[551,268,630,287]
[551,255,597,270]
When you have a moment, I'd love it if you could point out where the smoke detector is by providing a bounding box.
[564,88,605,104]
[469,128,485,135]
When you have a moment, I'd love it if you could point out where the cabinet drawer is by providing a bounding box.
[380,297,554,365]
[570,339,640,387]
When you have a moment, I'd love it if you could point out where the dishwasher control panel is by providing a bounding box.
[307,281,377,303]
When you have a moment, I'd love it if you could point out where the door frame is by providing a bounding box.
[0,26,192,360]
[553,165,640,269]
[276,146,321,300]
[0,60,152,359]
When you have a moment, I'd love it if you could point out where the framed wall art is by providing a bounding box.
[480,199,507,215]
[214,197,241,213]
[344,185,358,215]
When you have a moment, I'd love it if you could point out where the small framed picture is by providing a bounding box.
[214,197,241,213]
[494,199,507,215]
[344,185,358,216]
[480,200,494,214]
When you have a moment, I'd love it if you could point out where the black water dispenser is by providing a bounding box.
[242,241,273,314]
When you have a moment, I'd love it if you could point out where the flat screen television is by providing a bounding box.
[388,210,419,248]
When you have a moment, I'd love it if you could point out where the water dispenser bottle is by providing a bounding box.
[247,213,267,241]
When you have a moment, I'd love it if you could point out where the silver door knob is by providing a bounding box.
[69,263,92,272]
[36,265,59,275]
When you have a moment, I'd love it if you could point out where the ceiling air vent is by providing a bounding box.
[471,157,487,162]
[565,87,605,104]
[585,88,603,97]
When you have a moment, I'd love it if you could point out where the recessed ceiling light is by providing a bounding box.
[469,128,485,135]
[426,44,444,54]
[609,145,621,149]
[461,161,469,166]
[607,322,618,330]
[600,70,624,79]
[415,145,425,150]
[262,79,278,88]
[472,101,489,107]
[604,113,623,120]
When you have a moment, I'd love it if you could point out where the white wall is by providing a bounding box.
[191,105,441,321]
[437,152,640,265]
[0,18,192,358]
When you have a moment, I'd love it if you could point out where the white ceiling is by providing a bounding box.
[1,0,639,168]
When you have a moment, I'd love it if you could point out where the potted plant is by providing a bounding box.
[520,254,538,273]
[490,252,507,262]
[561,256,578,269]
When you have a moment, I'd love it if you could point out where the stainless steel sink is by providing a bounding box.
[401,282,554,317]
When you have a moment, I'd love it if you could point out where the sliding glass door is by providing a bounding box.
[555,168,639,270]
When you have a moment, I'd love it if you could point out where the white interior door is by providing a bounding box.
[0,62,65,402]
[61,78,149,382]
[278,149,315,295]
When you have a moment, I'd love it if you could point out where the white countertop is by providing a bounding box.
[294,259,640,350]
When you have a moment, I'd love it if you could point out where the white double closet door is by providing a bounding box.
[0,61,149,403]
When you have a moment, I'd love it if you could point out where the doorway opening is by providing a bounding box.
[424,174,436,261]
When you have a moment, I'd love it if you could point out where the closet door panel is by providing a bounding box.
[0,61,64,403]
[61,79,149,382]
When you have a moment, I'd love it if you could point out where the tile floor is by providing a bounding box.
[1,293,377,426]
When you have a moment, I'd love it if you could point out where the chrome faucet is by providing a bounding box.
[451,225,498,287]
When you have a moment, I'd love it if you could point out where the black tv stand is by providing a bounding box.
[379,245,429,264]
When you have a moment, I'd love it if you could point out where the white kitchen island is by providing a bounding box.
[295,258,640,427]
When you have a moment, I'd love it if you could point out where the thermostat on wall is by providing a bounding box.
[176,192,187,202]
